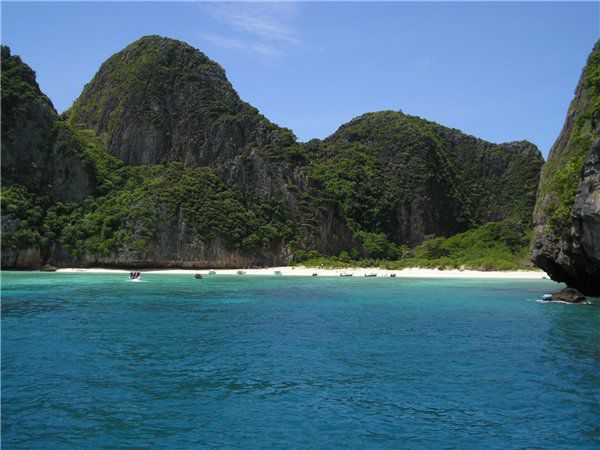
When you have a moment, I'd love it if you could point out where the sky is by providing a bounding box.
[1,2,598,158]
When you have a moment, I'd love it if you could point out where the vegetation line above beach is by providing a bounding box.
[293,219,534,271]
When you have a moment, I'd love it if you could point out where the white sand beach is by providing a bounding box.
[56,267,549,279]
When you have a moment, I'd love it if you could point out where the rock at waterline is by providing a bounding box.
[547,287,589,304]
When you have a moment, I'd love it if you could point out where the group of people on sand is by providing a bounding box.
[129,271,141,280]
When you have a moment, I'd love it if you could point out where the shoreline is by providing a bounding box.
[53,267,549,279]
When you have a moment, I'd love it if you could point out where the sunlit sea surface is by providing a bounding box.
[2,272,599,448]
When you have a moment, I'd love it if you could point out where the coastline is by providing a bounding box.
[54,267,549,279]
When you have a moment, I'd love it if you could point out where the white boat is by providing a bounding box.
[237,270,246,275]
[129,272,142,281]
[340,272,353,277]
[208,270,216,275]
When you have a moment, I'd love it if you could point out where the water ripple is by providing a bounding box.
[2,273,599,448]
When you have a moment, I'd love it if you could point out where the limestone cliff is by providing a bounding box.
[531,41,600,295]
[310,111,543,246]
[1,46,95,268]
[2,38,545,269]
[67,35,294,170]
[1,46,94,203]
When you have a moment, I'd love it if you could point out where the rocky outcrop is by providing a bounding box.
[312,111,543,245]
[67,35,294,169]
[1,46,94,202]
[548,287,589,304]
[1,46,96,269]
[571,145,600,271]
[65,35,312,223]
[532,41,600,296]
[1,47,55,188]
[1,247,43,270]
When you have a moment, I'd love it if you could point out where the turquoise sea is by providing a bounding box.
[2,272,599,448]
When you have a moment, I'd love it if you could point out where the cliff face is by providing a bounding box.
[1,46,55,185]
[1,46,94,202]
[1,46,95,269]
[66,36,312,221]
[309,111,543,246]
[68,35,294,169]
[531,41,600,295]
[2,37,545,269]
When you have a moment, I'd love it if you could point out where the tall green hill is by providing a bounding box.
[308,111,542,247]
[1,37,544,269]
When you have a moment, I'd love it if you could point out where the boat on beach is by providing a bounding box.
[340,272,353,277]
[208,270,216,275]
[237,270,246,275]
[364,273,377,277]
[274,270,282,276]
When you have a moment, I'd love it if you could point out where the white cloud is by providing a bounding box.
[197,2,302,59]
[202,33,285,58]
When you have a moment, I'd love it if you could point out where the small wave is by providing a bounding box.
[535,299,588,305]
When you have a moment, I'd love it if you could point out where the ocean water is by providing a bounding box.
[2,272,599,449]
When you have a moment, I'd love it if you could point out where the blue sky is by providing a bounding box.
[2,2,598,157]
